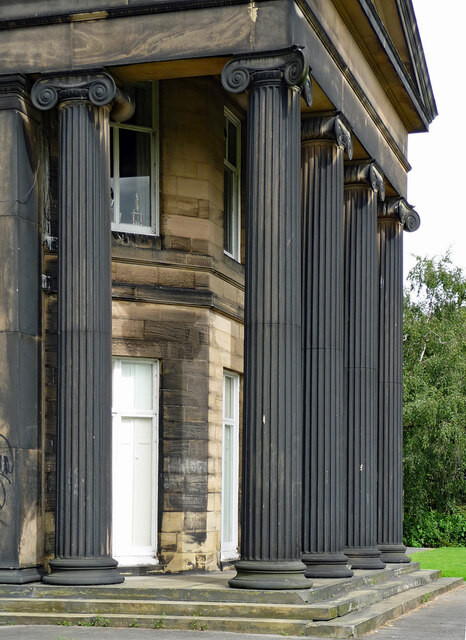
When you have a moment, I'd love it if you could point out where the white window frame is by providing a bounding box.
[112,357,159,565]
[111,82,159,236]
[221,370,240,561]
[223,108,241,262]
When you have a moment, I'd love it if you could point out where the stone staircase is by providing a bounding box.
[0,562,462,637]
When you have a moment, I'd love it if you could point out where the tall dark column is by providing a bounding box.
[343,161,386,570]
[301,113,353,578]
[221,48,313,590]
[0,75,42,583]
[31,74,132,585]
[377,197,419,563]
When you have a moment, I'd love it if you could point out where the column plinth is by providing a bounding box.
[301,114,353,579]
[343,161,386,571]
[222,48,313,590]
[31,74,133,585]
[377,198,419,564]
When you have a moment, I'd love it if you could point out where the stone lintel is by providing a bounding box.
[378,196,420,232]
[301,111,353,158]
[344,159,385,201]
[221,46,313,106]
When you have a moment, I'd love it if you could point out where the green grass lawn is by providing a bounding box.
[409,547,466,581]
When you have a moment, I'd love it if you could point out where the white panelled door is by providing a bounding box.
[221,371,240,561]
[112,359,159,565]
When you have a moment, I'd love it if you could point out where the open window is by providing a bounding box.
[111,82,159,235]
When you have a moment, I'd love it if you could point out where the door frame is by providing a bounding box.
[221,370,240,561]
[111,357,159,565]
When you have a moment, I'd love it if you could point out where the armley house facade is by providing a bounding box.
[0,0,435,588]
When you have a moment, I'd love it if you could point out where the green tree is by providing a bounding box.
[403,253,466,546]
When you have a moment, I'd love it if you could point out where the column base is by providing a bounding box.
[378,544,411,564]
[0,566,44,584]
[302,552,354,578]
[344,547,386,570]
[43,557,124,585]
[229,560,313,590]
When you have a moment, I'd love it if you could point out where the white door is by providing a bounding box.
[221,371,240,561]
[112,359,159,565]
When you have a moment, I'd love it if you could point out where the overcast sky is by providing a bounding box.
[403,1,466,282]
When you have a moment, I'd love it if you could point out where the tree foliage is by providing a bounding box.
[403,254,466,545]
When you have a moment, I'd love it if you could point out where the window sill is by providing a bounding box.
[224,249,241,263]
[112,230,162,251]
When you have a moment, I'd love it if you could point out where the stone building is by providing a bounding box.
[0,0,435,587]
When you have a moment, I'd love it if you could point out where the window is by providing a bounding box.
[111,82,159,235]
[112,358,159,564]
[221,371,240,560]
[224,108,241,261]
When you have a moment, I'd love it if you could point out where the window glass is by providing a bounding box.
[224,166,235,256]
[110,82,157,234]
[223,109,241,260]
[117,130,151,227]
[223,374,234,420]
[227,120,238,168]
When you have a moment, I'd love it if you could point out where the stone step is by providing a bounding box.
[0,578,462,636]
[306,577,465,638]
[0,561,421,605]
[0,611,310,635]
[0,569,441,622]
[312,569,441,618]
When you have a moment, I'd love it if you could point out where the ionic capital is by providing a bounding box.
[31,72,134,122]
[301,112,353,158]
[378,197,420,232]
[221,46,313,106]
[344,160,385,201]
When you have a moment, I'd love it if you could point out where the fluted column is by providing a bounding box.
[221,48,313,590]
[343,161,386,570]
[377,198,420,563]
[31,74,133,585]
[301,113,353,578]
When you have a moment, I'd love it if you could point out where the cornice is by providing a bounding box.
[221,46,312,106]
[355,0,436,129]
[295,0,410,172]
[344,160,385,201]
[0,73,36,117]
[31,72,134,121]
[0,73,28,96]
[0,0,253,30]
[301,112,353,159]
[395,0,437,123]
[378,196,420,232]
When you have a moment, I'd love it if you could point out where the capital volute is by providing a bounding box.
[378,197,420,232]
[301,112,353,158]
[221,46,313,107]
[31,72,134,122]
[344,160,385,201]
